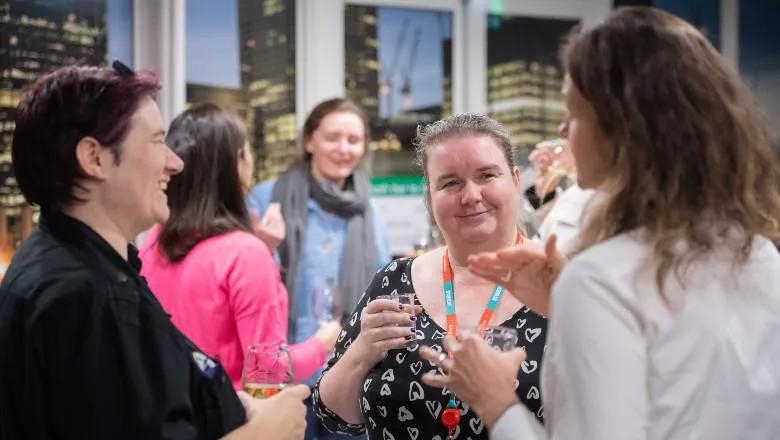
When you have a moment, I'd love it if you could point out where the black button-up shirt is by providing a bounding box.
[0,211,245,439]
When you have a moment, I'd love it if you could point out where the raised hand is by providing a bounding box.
[467,235,565,317]
[250,202,285,250]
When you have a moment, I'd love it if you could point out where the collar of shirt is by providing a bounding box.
[38,209,143,278]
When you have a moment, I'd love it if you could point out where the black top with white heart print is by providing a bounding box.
[313,257,547,440]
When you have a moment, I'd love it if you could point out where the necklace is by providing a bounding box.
[439,232,523,438]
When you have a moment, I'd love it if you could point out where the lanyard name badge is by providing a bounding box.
[439,232,522,438]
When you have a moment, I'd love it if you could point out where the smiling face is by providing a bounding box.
[305,111,366,187]
[90,96,184,236]
[426,134,521,246]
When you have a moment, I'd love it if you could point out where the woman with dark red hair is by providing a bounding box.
[0,62,308,440]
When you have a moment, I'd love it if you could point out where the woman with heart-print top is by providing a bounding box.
[312,114,548,440]
[419,8,780,440]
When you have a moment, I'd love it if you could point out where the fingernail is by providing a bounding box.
[410,315,417,321]
[398,304,404,311]
[410,326,415,333]
[405,335,414,340]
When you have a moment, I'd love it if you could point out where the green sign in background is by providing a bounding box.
[370,175,425,196]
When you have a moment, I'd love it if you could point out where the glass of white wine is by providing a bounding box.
[241,343,294,399]
[313,278,343,327]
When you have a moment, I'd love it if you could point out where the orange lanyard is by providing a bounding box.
[441,232,523,349]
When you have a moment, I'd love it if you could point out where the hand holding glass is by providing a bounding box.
[375,293,417,347]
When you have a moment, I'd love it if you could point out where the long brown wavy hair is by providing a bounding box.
[562,7,780,293]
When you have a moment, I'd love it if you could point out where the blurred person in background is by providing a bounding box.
[0,62,309,440]
[529,137,595,254]
[247,97,390,440]
[314,113,548,440]
[139,103,341,391]
[425,7,780,440]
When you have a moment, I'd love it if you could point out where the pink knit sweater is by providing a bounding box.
[139,226,327,389]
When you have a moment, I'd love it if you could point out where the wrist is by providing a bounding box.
[312,334,331,356]
[343,335,373,372]
[473,391,519,431]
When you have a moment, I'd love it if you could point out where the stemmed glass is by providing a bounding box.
[313,278,343,326]
[241,343,294,399]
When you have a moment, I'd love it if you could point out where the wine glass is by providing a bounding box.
[313,278,343,326]
[375,293,418,347]
[459,325,519,352]
[241,343,294,399]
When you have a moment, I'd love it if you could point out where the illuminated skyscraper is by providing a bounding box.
[0,0,106,243]
[485,16,576,153]
[345,5,379,120]
[443,16,576,158]
[238,0,297,180]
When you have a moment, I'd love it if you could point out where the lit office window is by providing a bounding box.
[344,5,453,176]
[0,0,134,250]
[485,15,577,163]
[186,0,297,182]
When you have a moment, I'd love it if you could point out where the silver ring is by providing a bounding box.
[437,353,447,364]
[501,270,513,282]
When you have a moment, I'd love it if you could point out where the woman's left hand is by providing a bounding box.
[420,335,526,430]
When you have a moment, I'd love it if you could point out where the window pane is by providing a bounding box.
[740,0,780,134]
[345,5,453,257]
[485,15,578,163]
[345,5,453,176]
[107,0,134,66]
[186,0,296,182]
[646,0,720,49]
[0,0,134,251]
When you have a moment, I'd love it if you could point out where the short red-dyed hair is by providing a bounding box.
[12,62,161,210]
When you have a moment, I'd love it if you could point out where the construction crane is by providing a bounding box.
[401,27,422,113]
[379,18,410,117]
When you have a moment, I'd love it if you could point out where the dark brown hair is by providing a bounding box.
[157,103,252,262]
[300,98,370,160]
[12,64,160,210]
[562,7,780,290]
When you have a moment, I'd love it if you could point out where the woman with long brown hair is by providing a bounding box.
[140,103,341,391]
[418,7,780,439]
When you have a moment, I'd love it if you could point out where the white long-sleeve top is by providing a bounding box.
[535,184,595,254]
[491,232,780,440]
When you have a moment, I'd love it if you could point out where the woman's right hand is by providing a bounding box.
[234,385,310,440]
[250,203,286,250]
[352,299,421,366]
[468,235,566,317]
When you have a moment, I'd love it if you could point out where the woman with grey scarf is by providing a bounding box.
[246,98,391,440]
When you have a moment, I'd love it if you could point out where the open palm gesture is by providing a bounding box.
[468,235,566,317]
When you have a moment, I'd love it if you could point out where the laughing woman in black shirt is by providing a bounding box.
[0,62,308,440]
[313,114,548,440]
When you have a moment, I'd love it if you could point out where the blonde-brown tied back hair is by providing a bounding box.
[562,7,780,294]
[413,113,517,229]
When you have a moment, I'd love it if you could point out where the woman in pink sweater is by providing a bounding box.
[140,103,341,389]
